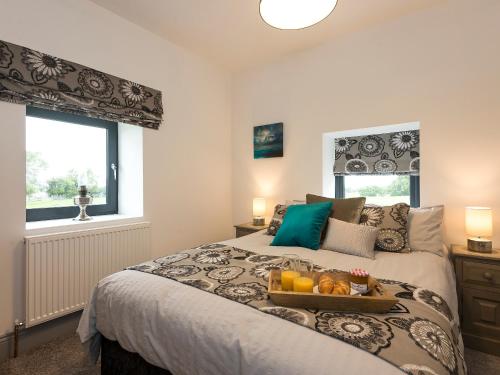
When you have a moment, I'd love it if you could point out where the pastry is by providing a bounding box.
[318,274,334,294]
[332,280,350,295]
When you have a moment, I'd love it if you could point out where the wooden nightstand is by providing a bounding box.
[452,244,500,356]
[234,222,267,238]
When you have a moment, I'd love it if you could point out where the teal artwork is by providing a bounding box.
[254,123,283,159]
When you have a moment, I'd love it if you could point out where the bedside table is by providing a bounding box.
[451,244,500,356]
[234,222,267,238]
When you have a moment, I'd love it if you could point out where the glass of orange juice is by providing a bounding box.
[280,254,300,291]
[293,259,314,293]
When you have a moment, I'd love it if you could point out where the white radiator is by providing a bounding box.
[25,222,152,327]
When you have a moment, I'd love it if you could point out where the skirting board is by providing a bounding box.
[0,310,82,363]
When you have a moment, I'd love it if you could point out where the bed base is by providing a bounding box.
[101,335,172,375]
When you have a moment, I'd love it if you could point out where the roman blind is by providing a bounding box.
[333,130,420,176]
[0,39,163,129]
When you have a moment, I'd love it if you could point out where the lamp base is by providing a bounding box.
[253,217,265,226]
[467,238,492,253]
[74,204,93,221]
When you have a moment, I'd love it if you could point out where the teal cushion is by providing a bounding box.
[271,201,333,250]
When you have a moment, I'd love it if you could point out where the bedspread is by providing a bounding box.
[78,231,464,375]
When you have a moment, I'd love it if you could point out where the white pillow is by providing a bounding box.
[408,206,444,255]
[322,218,379,259]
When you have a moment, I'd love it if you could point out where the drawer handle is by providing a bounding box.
[483,272,494,281]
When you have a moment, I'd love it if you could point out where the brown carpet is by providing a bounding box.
[0,334,99,375]
[464,347,500,375]
[1,334,499,374]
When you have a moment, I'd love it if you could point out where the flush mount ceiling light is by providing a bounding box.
[260,0,338,30]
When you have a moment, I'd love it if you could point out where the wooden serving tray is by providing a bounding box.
[268,270,398,313]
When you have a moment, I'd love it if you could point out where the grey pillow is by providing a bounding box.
[359,203,410,253]
[322,218,379,259]
[408,206,444,255]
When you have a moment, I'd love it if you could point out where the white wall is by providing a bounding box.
[231,0,500,247]
[0,0,233,336]
[2,0,500,340]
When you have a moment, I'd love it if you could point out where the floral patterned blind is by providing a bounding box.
[333,130,420,176]
[0,39,163,129]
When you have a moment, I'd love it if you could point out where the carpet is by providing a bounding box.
[0,334,99,375]
[1,334,499,374]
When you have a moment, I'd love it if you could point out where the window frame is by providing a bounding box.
[26,106,119,222]
[334,175,420,207]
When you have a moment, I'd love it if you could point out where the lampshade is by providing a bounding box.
[253,198,266,217]
[465,207,493,237]
[260,0,338,30]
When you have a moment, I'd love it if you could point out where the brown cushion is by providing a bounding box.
[305,194,366,224]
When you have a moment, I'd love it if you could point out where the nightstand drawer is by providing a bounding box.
[463,287,500,340]
[236,228,255,238]
[463,259,500,289]
[234,223,268,238]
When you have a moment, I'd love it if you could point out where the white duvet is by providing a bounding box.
[78,231,459,375]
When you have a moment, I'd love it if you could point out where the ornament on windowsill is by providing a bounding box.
[74,185,93,221]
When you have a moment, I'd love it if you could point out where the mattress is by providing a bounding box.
[78,230,460,375]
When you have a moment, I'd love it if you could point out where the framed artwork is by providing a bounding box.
[253,122,283,159]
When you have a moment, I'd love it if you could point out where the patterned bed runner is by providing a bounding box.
[128,244,466,375]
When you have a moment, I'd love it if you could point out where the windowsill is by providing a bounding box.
[25,214,145,236]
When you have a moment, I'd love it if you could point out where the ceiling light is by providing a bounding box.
[260,0,338,30]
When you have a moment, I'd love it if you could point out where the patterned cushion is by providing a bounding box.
[267,204,288,236]
[359,203,410,253]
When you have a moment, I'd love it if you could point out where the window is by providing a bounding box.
[335,175,420,207]
[26,107,118,221]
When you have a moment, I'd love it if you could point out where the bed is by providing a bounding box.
[78,230,464,375]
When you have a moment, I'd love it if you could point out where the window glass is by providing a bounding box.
[344,175,410,206]
[26,116,107,209]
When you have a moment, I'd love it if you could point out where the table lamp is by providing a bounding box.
[465,207,493,253]
[253,198,266,226]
